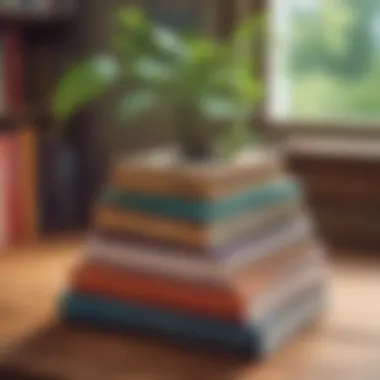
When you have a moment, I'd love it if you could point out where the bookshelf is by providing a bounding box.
[0,12,73,25]
[0,1,79,249]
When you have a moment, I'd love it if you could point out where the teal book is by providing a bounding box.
[61,287,324,359]
[101,179,300,223]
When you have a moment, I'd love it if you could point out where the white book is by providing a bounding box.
[87,218,313,284]
[260,289,326,357]
[247,257,328,322]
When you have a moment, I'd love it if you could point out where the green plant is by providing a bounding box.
[54,6,263,160]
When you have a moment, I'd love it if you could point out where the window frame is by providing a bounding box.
[259,0,380,138]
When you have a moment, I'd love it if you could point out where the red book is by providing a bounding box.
[71,243,320,322]
[9,131,21,245]
[0,135,13,250]
[0,130,38,249]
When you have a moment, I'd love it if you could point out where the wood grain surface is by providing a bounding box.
[0,240,379,380]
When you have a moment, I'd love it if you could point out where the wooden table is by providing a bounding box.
[1,241,380,380]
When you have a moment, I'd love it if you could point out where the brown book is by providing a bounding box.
[110,147,284,199]
[94,200,301,249]
[17,127,38,244]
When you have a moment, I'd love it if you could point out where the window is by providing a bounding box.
[269,0,380,125]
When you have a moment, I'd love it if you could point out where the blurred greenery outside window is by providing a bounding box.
[269,0,380,126]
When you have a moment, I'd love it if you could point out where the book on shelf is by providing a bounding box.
[0,128,38,250]
[0,29,24,115]
[0,136,12,250]
[18,127,38,244]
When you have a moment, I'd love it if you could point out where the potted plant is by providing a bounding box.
[53,6,264,162]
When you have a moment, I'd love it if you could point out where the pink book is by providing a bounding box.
[0,136,12,251]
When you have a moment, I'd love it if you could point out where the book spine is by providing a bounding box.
[17,128,39,244]
[71,263,240,322]
[87,218,311,284]
[0,135,12,250]
[9,132,21,245]
[101,178,298,223]
[3,29,24,114]
[260,289,325,357]
[111,165,282,200]
[249,259,327,322]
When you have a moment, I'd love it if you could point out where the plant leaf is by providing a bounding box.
[119,89,158,121]
[152,25,187,58]
[233,14,265,47]
[134,56,174,84]
[234,69,263,103]
[54,54,121,122]
[200,95,238,122]
[116,6,147,31]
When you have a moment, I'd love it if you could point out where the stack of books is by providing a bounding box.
[61,148,328,359]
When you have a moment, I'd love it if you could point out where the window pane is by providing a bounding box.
[269,0,380,124]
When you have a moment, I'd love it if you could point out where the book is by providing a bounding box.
[258,287,325,357]
[17,127,38,244]
[3,29,24,114]
[0,136,12,250]
[94,199,302,249]
[101,178,300,223]
[0,39,5,114]
[0,129,38,248]
[109,147,284,199]
[87,218,312,283]
[6,132,21,246]
[93,206,302,258]
[71,246,325,322]
[0,29,23,115]
[61,286,325,358]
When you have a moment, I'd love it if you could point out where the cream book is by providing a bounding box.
[87,218,313,284]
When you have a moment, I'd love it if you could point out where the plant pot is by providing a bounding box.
[177,135,218,162]
[39,138,79,233]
